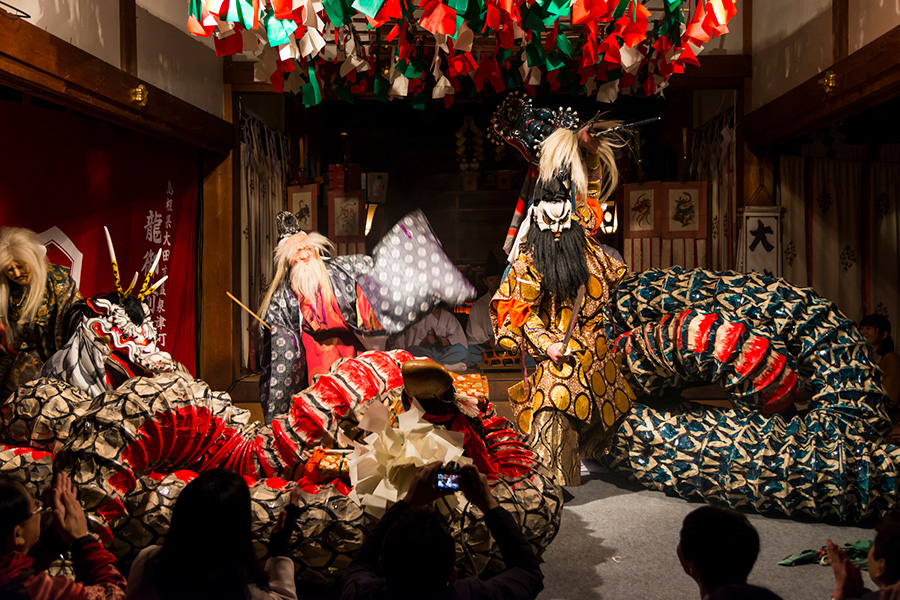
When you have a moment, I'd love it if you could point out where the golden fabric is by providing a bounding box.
[531,408,580,487]
[0,264,81,401]
[491,200,636,484]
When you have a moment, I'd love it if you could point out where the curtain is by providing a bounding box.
[779,151,900,327]
[779,156,807,287]
[867,163,900,323]
[809,159,863,322]
[691,107,736,270]
[239,115,290,370]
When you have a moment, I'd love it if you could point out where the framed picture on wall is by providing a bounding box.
[328,190,365,242]
[622,183,660,237]
[366,172,389,204]
[288,184,318,232]
[661,182,708,239]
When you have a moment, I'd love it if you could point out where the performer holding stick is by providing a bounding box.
[490,96,638,486]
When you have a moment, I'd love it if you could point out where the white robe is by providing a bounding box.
[395,309,466,348]
[466,293,494,346]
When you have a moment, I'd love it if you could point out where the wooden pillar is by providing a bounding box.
[198,85,240,389]
[119,0,137,76]
[833,0,849,63]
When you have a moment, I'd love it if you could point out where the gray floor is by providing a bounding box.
[541,461,877,600]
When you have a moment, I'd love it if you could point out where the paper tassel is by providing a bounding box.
[186,0,738,103]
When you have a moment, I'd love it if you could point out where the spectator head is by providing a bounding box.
[0,476,42,555]
[870,511,900,587]
[380,505,456,597]
[677,506,760,596]
[860,314,894,356]
[151,468,269,600]
[708,584,784,600]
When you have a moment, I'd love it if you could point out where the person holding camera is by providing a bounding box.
[341,461,544,600]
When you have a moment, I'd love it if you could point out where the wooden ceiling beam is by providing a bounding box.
[0,7,232,155]
[744,23,900,148]
[667,54,751,90]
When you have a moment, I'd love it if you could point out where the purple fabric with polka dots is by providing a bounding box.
[358,210,476,334]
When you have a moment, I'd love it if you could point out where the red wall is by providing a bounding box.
[0,92,199,373]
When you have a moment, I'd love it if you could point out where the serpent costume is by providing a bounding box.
[605,267,898,521]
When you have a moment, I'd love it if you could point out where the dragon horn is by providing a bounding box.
[140,275,168,301]
[137,249,163,299]
[122,272,138,297]
[103,226,125,301]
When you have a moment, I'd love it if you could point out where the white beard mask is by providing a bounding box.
[534,200,573,236]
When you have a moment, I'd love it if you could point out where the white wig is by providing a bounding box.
[258,231,335,318]
[537,120,625,205]
[0,227,49,344]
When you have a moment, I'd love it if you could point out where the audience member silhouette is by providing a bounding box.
[677,506,761,599]
[828,511,900,600]
[341,461,543,600]
[125,468,299,600]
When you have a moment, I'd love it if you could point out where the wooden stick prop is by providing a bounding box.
[226,291,271,330]
[561,285,586,354]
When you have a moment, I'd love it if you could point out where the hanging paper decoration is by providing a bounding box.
[188,0,737,106]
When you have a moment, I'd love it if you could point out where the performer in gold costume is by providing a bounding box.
[491,115,636,487]
[0,227,82,402]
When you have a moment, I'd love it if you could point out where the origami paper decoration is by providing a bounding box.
[188,0,737,106]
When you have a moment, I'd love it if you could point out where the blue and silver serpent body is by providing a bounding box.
[603,267,897,521]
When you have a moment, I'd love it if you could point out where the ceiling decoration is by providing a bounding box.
[188,0,737,107]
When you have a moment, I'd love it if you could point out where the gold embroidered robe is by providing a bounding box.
[490,198,635,483]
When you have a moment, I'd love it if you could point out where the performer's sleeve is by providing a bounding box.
[522,309,562,355]
[259,287,308,422]
[491,259,560,357]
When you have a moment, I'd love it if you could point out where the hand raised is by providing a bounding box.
[458,464,499,513]
[51,472,89,544]
[827,539,864,600]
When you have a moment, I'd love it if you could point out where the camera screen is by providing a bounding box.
[436,473,460,490]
